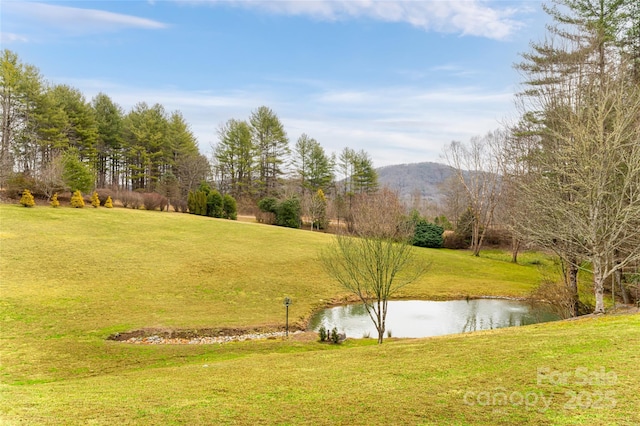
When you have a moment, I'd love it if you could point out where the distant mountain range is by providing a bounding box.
[376,161,455,204]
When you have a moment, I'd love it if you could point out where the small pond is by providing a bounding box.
[308,299,560,338]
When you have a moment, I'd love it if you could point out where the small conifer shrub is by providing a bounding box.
[318,326,327,342]
[330,327,340,344]
[50,193,60,208]
[91,191,100,208]
[20,189,35,207]
[70,190,85,208]
[104,195,113,208]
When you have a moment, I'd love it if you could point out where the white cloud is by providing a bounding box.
[3,2,167,35]
[0,32,29,44]
[284,84,513,166]
[187,0,524,39]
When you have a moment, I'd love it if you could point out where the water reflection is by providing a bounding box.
[308,299,559,338]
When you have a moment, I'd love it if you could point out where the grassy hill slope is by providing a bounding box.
[1,205,637,425]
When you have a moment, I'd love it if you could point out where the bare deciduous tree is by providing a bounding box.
[321,189,427,344]
[442,131,505,256]
[515,56,640,314]
[35,155,65,200]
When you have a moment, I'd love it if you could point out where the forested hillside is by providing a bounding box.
[376,161,454,204]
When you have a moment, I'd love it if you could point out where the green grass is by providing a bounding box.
[1,204,637,425]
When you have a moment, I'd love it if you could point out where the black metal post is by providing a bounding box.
[283,297,291,337]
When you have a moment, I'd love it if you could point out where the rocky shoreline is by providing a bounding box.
[120,330,303,345]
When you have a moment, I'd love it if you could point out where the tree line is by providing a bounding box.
[1,49,377,218]
[1,49,208,200]
[212,108,378,219]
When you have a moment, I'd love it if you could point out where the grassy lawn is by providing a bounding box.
[1,204,637,425]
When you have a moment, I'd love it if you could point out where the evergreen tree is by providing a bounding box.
[20,189,35,207]
[214,119,255,198]
[50,192,60,208]
[123,102,170,191]
[434,215,453,231]
[413,219,444,248]
[206,190,224,218]
[1,49,46,183]
[91,191,100,208]
[50,84,98,162]
[249,106,289,197]
[62,150,94,193]
[70,190,85,208]
[352,149,378,194]
[104,195,113,208]
[309,189,328,230]
[222,194,237,220]
[92,93,124,188]
[293,134,334,194]
[196,190,207,216]
[275,196,301,228]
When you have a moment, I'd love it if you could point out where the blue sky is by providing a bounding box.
[2,1,549,167]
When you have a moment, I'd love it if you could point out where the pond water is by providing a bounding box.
[308,299,560,338]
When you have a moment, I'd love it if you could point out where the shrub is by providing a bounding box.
[50,193,60,208]
[130,193,143,209]
[173,198,188,213]
[222,194,237,220]
[70,190,85,208]
[91,191,100,208]
[197,191,207,215]
[188,190,208,215]
[257,197,278,214]
[528,278,591,319]
[236,196,257,216]
[96,188,114,206]
[257,196,301,228]
[6,173,36,199]
[257,197,279,223]
[118,191,129,208]
[413,219,444,248]
[443,231,468,249]
[142,193,166,211]
[330,327,340,344]
[198,181,212,195]
[117,191,143,209]
[483,228,512,248]
[104,196,113,208]
[275,196,301,228]
[255,211,276,224]
[318,326,327,342]
[187,191,195,213]
[20,189,35,207]
[206,190,224,218]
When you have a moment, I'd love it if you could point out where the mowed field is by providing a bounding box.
[1,204,638,425]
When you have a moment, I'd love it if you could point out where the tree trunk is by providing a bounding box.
[593,260,606,314]
[472,221,481,257]
[511,236,520,264]
[375,299,385,344]
[568,261,579,317]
